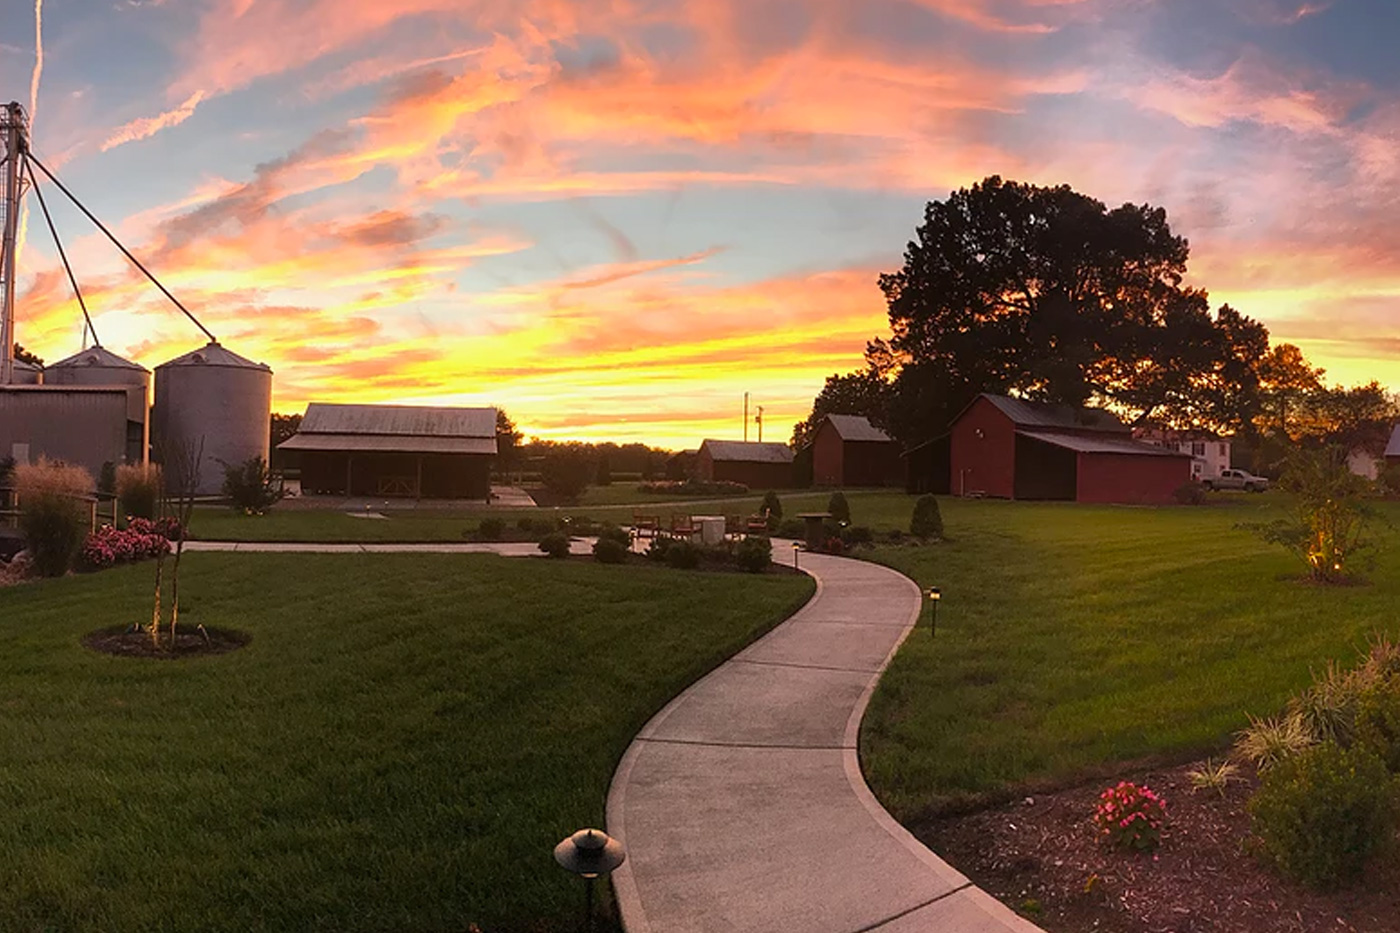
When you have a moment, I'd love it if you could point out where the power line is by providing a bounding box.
[22,155,97,347]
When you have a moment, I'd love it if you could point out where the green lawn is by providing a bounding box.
[0,554,812,932]
[189,489,916,542]
[860,495,1400,823]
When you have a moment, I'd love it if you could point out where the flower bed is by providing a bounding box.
[81,518,180,570]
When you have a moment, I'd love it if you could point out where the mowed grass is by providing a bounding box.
[187,489,912,542]
[0,554,813,932]
[860,495,1400,823]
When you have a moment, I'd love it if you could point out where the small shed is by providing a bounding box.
[278,403,497,499]
[696,439,795,489]
[810,414,901,487]
[1384,424,1400,468]
[950,394,1190,504]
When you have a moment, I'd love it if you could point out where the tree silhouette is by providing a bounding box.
[877,176,1252,432]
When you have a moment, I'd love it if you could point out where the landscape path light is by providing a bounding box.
[927,587,941,637]
[554,827,626,932]
[792,541,801,570]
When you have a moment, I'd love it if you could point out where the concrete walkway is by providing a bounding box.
[607,551,1046,933]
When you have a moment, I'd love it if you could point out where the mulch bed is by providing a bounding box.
[915,760,1400,932]
[83,624,251,659]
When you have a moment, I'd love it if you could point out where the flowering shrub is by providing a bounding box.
[1092,781,1167,852]
[81,520,174,570]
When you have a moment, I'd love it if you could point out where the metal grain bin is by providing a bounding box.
[10,359,41,384]
[152,341,272,495]
[48,346,150,463]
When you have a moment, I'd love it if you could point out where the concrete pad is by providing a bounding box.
[640,661,870,748]
[616,742,964,933]
[733,621,905,673]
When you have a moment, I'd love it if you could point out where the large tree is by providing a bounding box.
[877,176,1244,432]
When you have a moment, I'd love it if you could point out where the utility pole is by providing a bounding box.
[755,406,764,443]
[0,101,28,386]
[743,392,749,442]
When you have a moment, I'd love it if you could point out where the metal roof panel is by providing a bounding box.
[300,403,497,438]
[700,440,795,463]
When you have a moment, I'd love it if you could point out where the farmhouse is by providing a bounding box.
[1133,427,1232,481]
[810,414,901,487]
[950,394,1191,504]
[696,439,795,489]
[278,403,497,500]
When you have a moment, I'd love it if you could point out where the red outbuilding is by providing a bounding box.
[949,394,1191,504]
[810,414,902,487]
[697,439,795,489]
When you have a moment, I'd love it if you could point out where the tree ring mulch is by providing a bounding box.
[82,624,251,659]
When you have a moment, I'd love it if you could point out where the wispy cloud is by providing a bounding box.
[100,91,206,151]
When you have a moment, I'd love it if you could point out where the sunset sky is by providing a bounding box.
[2,0,1398,447]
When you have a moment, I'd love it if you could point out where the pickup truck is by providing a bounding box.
[1202,468,1269,492]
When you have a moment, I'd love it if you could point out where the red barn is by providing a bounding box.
[949,394,1190,504]
[810,414,901,487]
[697,439,795,489]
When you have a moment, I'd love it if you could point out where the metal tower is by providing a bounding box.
[1,101,30,385]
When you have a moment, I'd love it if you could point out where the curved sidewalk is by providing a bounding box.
[606,551,1046,933]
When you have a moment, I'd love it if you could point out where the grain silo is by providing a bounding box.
[10,359,41,384]
[152,341,272,495]
[47,346,150,464]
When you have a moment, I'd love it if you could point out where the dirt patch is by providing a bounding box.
[916,760,1400,932]
[83,624,251,659]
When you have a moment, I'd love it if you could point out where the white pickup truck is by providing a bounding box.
[1202,468,1270,492]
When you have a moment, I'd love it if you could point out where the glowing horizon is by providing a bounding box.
[4,0,1398,448]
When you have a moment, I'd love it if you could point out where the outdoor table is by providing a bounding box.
[796,512,831,550]
[692,515,726,546]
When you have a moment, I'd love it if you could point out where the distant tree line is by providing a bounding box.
[791,176,1397,473]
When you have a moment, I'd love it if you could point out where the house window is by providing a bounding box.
[1219,443,1227,457]
[1192,442,1205,456]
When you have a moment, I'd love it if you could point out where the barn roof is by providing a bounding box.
[823,414,892,443]
[979,394,1128,434]
[1386,424,1400,458]
[1019,429,1190,457]
[277,433,496,455]
[700,440,795,463]
[299,403,497,438]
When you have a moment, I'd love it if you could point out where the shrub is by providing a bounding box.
[596,524,632,546]
[222,456,283,514]
[592,537,629,564]
[15,460,93,577]
[0,455,13,488]
[910,494,944,539]
[1355,682,1400,773]
[644,536,674,562]
[1173,481,1207,506]
[1092,781,1167,852]
[735,536,772,573]
[1249,742,1396,889]
[116,463,160,521]
[776,518,804,539]
[664,539,700,570]
[475,517,506,542]
[517,517,536,533]
[841,525,874,547]
[538,532,571,558]
[762,489,783,530]
[827,491,850,524]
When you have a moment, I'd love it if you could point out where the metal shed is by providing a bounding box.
[47,346,150,465]
[278,403,498,500]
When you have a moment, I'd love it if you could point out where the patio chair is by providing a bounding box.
[670,513,697,540]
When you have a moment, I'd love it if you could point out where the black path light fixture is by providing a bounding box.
[927,587,941,637]
[554,827,626,932]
